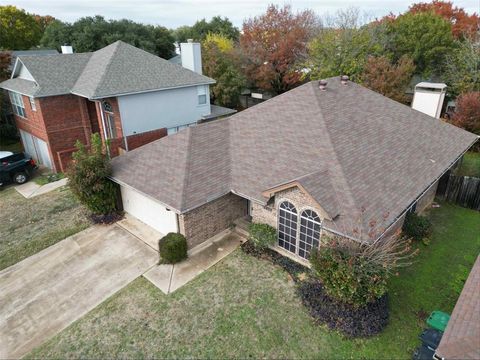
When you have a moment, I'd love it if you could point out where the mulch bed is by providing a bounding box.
[241,241,389,338]
[240,241,309,280]
[90,212,124,225]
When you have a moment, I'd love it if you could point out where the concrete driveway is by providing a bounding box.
[0,224,158,359]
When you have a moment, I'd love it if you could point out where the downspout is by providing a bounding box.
[97,101,110,157]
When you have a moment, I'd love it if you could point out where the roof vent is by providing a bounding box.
[319,80,328,91]
[187,38,194,43]
[341,75,349,85]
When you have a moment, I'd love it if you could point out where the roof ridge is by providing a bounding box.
[88,42,123,98]
[309,81,360,222]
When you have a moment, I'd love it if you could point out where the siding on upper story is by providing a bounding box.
[116,85,211,136]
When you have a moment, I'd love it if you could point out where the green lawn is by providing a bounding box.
[456,152,480,177]
[28,202,480,359]
[0,186,90,270]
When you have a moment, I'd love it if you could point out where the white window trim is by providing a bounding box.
[276,199,323,260]
[197,85,207,106]
[29,96,36,111]
[9,92,26,118]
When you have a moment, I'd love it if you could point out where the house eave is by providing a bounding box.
[76,80,216,100]
[372,136,479,244]
[109,176,182,215]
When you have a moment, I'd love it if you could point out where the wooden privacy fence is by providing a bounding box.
[437,173,480,210]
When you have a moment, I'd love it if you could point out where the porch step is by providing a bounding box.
[233,217,251,239]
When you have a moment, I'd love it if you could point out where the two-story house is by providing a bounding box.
[0,40,230,172]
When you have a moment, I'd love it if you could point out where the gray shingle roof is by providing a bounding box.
[0,78,38,97]
[111,78,478,241]
[436,255,480,359]
[72,41,215,99]
[0,41,214,98]
[1,53,91,97]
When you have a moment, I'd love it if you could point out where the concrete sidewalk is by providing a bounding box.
[0,224,157,359]
[15,177,68,198]
[144,230,245,294]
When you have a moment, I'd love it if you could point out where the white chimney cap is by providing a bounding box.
[61,45,73,54]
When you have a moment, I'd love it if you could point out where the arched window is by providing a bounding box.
[299,210,322,259]
[278,201,298,253]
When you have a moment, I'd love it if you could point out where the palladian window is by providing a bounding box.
[277,201,322,260]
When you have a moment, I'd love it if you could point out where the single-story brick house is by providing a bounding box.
[111,77,478,261]
[0,41,234,172]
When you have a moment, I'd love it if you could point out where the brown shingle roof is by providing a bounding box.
[111,78,478,241]
[435,255,480,360]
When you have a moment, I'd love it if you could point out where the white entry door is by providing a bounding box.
[19,130,53,169]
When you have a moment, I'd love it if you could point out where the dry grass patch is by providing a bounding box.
[0,186,90,270]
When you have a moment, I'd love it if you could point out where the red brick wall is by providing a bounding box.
[14,95,49,142]
[38,95,93,171]
[126,128,167,150]
[87,100,100,133]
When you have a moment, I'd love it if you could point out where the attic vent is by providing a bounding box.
[319,80,328,91]
[341,75,349,85]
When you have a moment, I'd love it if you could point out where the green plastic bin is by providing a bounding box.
[427,311,450,332]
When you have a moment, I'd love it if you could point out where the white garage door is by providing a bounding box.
[19,130,53,169]
[120,186,178,234]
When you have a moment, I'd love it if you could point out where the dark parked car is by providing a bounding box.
[0,151,37,186]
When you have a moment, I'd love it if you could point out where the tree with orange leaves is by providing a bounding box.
[240,4,318,94]
[409,0,479,39]
[451,92,480,143]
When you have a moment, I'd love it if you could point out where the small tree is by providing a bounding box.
[240,4,318,94]
[202,33,245,107]
[443,39,480,97]
[307,9,384,82]
[386,11,454,76]
[408,0,479,39]
[361,55,415,104]
[452,92,480,150]
[67,133,118,215]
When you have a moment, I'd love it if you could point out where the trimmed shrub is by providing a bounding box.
[310,239,389,307]
[298,280,389,337]
[159,233,188,264]
[248,223,276,249]
[67,133,119,215]
[402,212,432,241]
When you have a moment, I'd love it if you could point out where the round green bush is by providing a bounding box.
[248,223,276,249]
[159,233,188,264]
[310,240,388,308]
[402,212,432,241]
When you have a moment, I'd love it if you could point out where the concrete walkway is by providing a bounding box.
[0,224,157,359]
[15,177,68,198]
[117,213,163,251]
[144,229,246,294]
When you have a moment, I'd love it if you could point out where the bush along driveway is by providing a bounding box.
[27,201,480,359]
[0,186,90,270]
